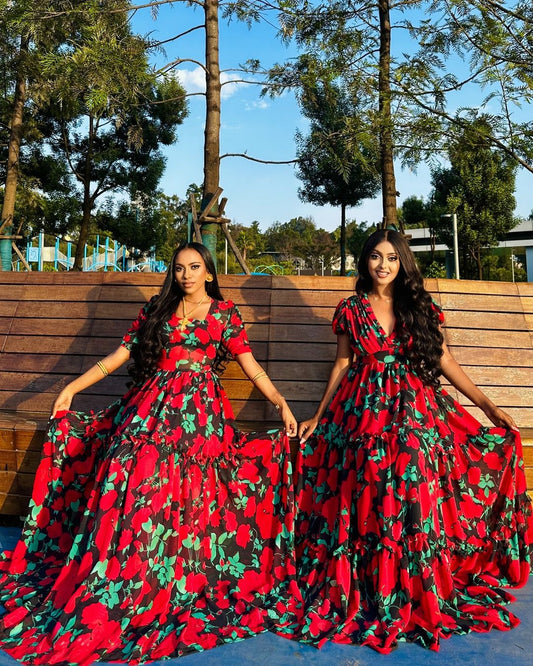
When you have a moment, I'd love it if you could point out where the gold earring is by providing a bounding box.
[206,274,214,282]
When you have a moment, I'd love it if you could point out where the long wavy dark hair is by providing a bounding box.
[356,229,444,386]
[129,242,225,385]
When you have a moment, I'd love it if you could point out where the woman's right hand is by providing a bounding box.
[51,388,74,418]
[298,416,319,444]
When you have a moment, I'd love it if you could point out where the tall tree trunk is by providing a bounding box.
[202,0,221,267]
[0,36,28,271]
[340,202,346,276]
[378,0,400,231]
[476,247,483,280]
[73,116,95,271]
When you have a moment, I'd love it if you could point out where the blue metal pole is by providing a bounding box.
[38,231,44,271]
[526,247,533,282]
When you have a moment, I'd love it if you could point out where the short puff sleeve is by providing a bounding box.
[121,296,157,351]
[222,302,252,356]
[332,298,348,335]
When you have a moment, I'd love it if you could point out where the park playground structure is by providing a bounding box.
[12,232,166,273]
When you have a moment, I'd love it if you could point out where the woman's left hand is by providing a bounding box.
[484,404,519,431]
[279,402,298,437]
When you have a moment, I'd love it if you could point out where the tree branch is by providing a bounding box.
[148,24,204,49]
[220,152,298,164]
[221,78,263,86]
[157,58,207,75]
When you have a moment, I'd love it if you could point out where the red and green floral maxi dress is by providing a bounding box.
[0,299,301,665]
[290,294,533,653]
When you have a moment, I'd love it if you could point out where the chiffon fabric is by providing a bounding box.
[290,294,533,653]
[0,299,301,665]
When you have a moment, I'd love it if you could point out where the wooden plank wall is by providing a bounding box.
[0,272,532,516]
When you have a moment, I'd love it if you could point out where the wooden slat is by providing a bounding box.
[271,275,354,291]
[0,354,84,374]
[448,346,533,367]
[269,304,337,325]
[6,285,106,302]
[0,302,18,317]
[436,278,521,295]
[448,405,532,428]
[0,471,39,495]
[439,292,524,313]
[17,300,135,320]
[0,371,128,395]
[272,290,353,307]
[454,387,533,408]
[0,392,117,414]
[442,311,528,330]
[10,318,97,337]
[268,323,334,343]
[455,366,533,386]
[0,494,30,515]
[4,335,115,355]
[516,283,533,297]
[269,341,337,362]
[266,360,333,382]
[523,446,533,467]
[219,274,273,289]
[445,328,531,348]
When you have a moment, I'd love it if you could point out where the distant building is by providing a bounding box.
[407,220,533,281]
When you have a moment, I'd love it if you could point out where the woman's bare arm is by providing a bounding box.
[440,341,518,430]
[51,346,131,417]
[235,351,297,437]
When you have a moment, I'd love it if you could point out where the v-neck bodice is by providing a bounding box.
[333,294,401,360]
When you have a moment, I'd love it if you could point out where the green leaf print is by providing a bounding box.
[94,559,108,578]
[182,413,196,434]
[141,518,153,533]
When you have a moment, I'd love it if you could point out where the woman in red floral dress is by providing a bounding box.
[291,229,533,653]
[0,242,301,665]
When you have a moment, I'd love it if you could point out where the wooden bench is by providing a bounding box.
[1,272,532,516]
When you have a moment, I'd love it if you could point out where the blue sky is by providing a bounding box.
[131,3,532,232]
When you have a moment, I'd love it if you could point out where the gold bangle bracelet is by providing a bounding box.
[252,371,268,383]
[96,360,109,377]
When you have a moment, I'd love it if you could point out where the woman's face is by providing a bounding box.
[173,248,209,298]
[367,240,400,289]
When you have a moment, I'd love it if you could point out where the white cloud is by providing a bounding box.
[244,99,269,111]
[175,67,252,99]
[175,67,206,94]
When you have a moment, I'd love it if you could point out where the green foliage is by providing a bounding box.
[263,215,338,273]
[294,74,380,273]
[0,1,188,268]
[296,77,380,208]
[229,221,265,262]
[421,260,446,279]
[428,118,518,279]
[263,0,533,237]
[96,184,202,261]
[400,196,428,229]
[345,220,374,265]
[38,4,153,118]
[98,198,162,254]
[482,250,527,283]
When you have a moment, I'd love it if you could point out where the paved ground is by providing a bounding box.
[0,526,531,665]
